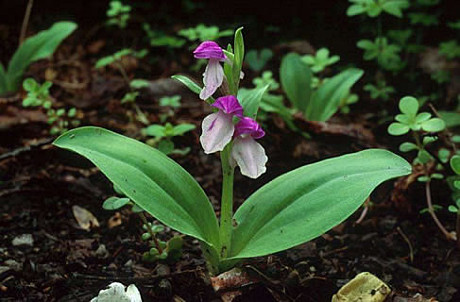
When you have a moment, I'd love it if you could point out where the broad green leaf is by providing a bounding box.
[53,127,220,249]
[237,85,269,119]
[280,53,312,112]
[421,118,445,132]
[228,149,411,259]
[171,75,215,103]
[388,122,409,135]
[399,96,419,117]
[103,197,131,210]
[438,111,460,128]
[7,21,77,92]
[307,68,364,121]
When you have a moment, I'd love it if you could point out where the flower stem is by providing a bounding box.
[219,143,234,258]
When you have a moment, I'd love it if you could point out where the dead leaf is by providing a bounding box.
[107,212,122,229]
[72,205,99,231]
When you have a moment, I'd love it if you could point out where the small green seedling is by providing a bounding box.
[388,96,445,164]
[96,50,149,124]
[301,48,340,73]
[408,13,438,26]
[22,78,80,135]
[439,40,460,60]
[143,24,186,48]
[142,122,196,155]
[103,187,183,263]
[245,49,274,72]
[106,0,131,29]
[347,0,410,18]
[178,24,233,42]
[364,80,395,101]
[357,37,403,71]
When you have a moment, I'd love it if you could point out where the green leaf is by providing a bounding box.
[228,149,411,259]
[6,22,77,93]
[399,96,419,116]
[172,124,196,136]
[0,63,7,94]
[237,85,269,119]
[448,205,458,213]
[451,155,460,175]
[53,127,220,249]
[171,75,214,103]
[130,79,150,89]
[306,68,364,121]
[103,196,131,210]
[388,122,409,135]
[233,27,245,88]
[438,111,460,128]
[399,142,418,152]
[143,124,166,138]
[280,53,312,112]
[421,118,445,132]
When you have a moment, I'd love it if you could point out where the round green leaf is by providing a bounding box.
[421,118,445,132]
[388,122,410,135]
[399,142,418,152]
[399,96,419,116]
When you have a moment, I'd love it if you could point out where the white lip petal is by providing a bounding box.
[231,136,268,179]
[200,59,224,100]
[200,111,234,154]
[91,282,142,302]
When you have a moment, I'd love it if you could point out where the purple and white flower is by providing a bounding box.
[231,117,268,179]
[193,41,228,100]
[200,95,243,154]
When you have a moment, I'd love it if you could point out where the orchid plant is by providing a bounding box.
[54,28,411,274]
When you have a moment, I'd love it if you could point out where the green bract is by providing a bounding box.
[53,127,411,273]
[0,22,77,95]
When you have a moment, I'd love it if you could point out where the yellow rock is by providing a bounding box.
[332,272,391,302]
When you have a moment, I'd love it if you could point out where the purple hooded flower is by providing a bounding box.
[200,96,243,154]
[193,41,228,100]
[231,117,268,179]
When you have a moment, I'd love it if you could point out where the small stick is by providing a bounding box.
[425,180,455,241]
[355,197,370,224]
[397,226,414,263]
[19,0,34,46]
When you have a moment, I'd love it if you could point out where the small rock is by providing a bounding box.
[12,234,34,247]
[95,244,109,259]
